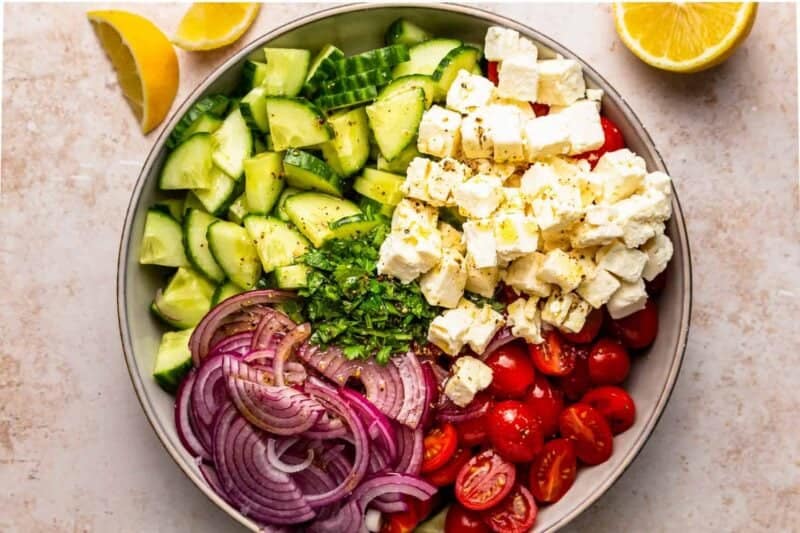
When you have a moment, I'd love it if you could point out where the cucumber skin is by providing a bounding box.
[167,95,229,148]
[283,192,361,247]
[283,149,344,197]
[182,208,226,283]
[314,86,379,111]
[139,208,189,268]
[366,87,426,161]
[265,97,333,151]
[320,107,371,177]
[206,221,262,290]
[385,19,432,47]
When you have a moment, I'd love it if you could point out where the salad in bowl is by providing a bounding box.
[129,12,684,533]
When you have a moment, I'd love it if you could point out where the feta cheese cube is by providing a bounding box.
[561,298,592,333]
[596,241,647,282]
[523,115,571,159]
[536,59,586,106]
[607,278,648,319]
[553,100,604,154]
[447,69,496,114]
[521,162,560,199]
[615,190,672,224]
[428,306,476,355]
[490,95,537,120]
[488,105,525,162]
[463,219,498,269]
[494,211,539,262]
[460,109,494,159]
[537,249,584,292]
[641,233,673,281]
[377,230,441,283]
[620,220,663,248]
[500,187,526,212]
[391,198,438,233]
[421,249,468,308]
[485,26,521,61]
[402,157,436,204]
[643,171,672,197]
[454,174,504,218]
[465,252,501,298]
[541,290,579,328]
[428,157,471,206]
[530,184,583,234]
[571,221,623,248]
[439,221,466,253]
[506,297,544,344]
[504,252,553,297]
[577,267,621,308]
[466,159,518,181]
[464,305,505,355]
[594,149,647,203]
[586,88,604,102]
[497,53,539,102]
[417,105,462,158]
[444,355,494,407]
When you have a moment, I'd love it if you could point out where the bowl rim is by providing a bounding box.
[117,3,692,531]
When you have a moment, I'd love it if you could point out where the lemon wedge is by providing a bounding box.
[173,3,261,52]
[613,2,758,73]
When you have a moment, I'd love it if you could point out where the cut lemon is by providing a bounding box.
[88,10,179,134]
[613,2,758,73]
[173,3,261,52]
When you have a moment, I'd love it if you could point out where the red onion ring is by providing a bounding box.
[481,326,520,359]
[437,392,493,423]
[266,438,313,474]
[191,355,229,443]
[174,371,211,461]
[340,388,398,464]
[354,473,437,512]
[272,323,311,387]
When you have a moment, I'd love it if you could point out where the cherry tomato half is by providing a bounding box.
[581,386,636,435]
[445,503,490,533]
[528,438,577,504]
[425,447,472,487]
[588,338,631,385]
[488,401,544,463]
[609,299,659,350]
[528,330,575,377]
[480,484,538,533]
[575,116,626,168]
[531,102,550,117]
[557,344,592,402]
[559,404,614,465]
[486,342,536,399]
[381,502,418,533]
[562,308,604,345]
[645,270,667,296]
[525,375,564,437]
[487,61,499,85]
[457,414,490,447]
[455,449,516,511]
[421,423,458,473]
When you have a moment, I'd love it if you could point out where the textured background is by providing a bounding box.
[2,2,799,532]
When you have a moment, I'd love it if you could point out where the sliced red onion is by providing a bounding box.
[418,361,439,430]
[208,332,254,360]
[393,353,423,429]
[307,500,361,533]
[191,355,229,443]
[340,388,397,464]
[174,371,211,461]
[198,463,231,504]
[429,361,449,387]
[304,412,348,440]
[481,326,519,359]
[394,425,424,475]
[272,323,311,387]
[252,308,295,351]
[370,497,409,513]
[354,473,437,512]
[319,443,352,485]
[266,438,313,474]
[437,393,492,423]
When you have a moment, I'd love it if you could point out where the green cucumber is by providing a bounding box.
[227,194,249,224]
[159,133,214,190]
[212,281,245,305]
[183,208,226,283]
[385,19,432,47]
[153,328,194,393]
[378,75,437,108]
[272,264,310,289]
[471,63,484,76]
[139,208,189,267]
[392,38,462,78]
[152,199,184,222]
[432,46,482,97]
[353,168,405,206]
[359,196,395,218]
[274,187,301,222]
[320,107,370,177]
[212,107,253,178]
[253,135,267,154]
[283,149,343,197]
[366,87,425,161]
[192,165,238,215]
[244,215,310,273]
[303,44,345,95]
[240,86,269,132]
[328,213,385,240]
[206,220,262,289]
[243,60,269,89]
[321,69,394,95]
[284,192,361,247]
[331,45,410,76]
[244,152,285,214]
[314,86,379,111]
[167,95,229,148]
[183,191,207,215]
[151,267,215,329]
[377,143,421,173]
[265,97,333,151]
[262,48,311,97]
[170,113,223,148]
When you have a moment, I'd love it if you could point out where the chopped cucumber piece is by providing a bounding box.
[262,48,311,96]
[227,194,249,224]
[243,60,269,89]
[284,192,361,247]
[253,135,268,154]
[320,107,370,177]
[353,168,406,206]
[159,133,214,190]
[240,86,269,132]
[167,95,229,148]
[321,69,394,94]
[152,198,184,222]
[471,63,484,76]
[392,38,462,78]
[366,87,425,161]
[265,97,333,151]
[273,264,310,289]
[304,44,345,95]
[283,149,343,197]
[212,281,245,305]
[244,215,310,274]
[152,267,215,329]
[378,75,437,108]
[171,113,223,148]
[182,191,207,215]
[331,45,410,76]
[274,187,301,222]
[183,208,226,283]
[359,196,395,218]
[192,165,238,215]
[153,328,194,393]
[212,107,252,178]
[385,18,432,47]
[328,213,385,240]
[314,86,379,111]
[206,220,262,289]
[139,208,188,267]
[377,143,421,173]
[432,46,482,97]
[244,152,285,214]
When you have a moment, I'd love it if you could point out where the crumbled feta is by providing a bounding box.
[614,190,672,224]
[466,159,518,181]
[464,305,505,355]
[438,221,465,253]
[390,198,438,233]
[420,249,467,308]
[537,249,584,292]
[494,211,539,262]
[460,109,494,159]
[521,162,560,199]
[402,157,436,204]
[497,53,539,102]
[552,100,604,155]
[586,88,604,102]
[463,219,498,268]
[484,26,521,61]
[641,233,673,281]
[465,252,501,298]
[428,157,471,206]
[506,297,544,344]
[504,252,553,297]
[523,114,571,159]
[530,183,583,235]
[607,278,648,319]
[447,69,496,114]
[417,105,462,158]
[577,267,621,308]
[444,355,494,407]
[643,171,672,197]
[454,174,504,219]
[594,149,647,203]
[488,105,525,163]
[596,241,648,283]
[500,187,526,212]
[536,59,586,106]
[428,304,477,355]
[541,290,579,328]
[561,297,592,333]
[571,221,624,248]
[620,220,663,248]
[377,229,442,284]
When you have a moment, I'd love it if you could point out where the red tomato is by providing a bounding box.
[421,423,458,473]
[487,61,499,85]
[480,484,538,533]
[485,343,536,398]
[581,386,636,435]
[530,102,550,117]
[528,330,575,377]
[499,283,518,304]
[381,504,418,533]
[457,414,490,447]
[559,404,613,465]
[557,344,592,402]
[645,270,667,296]
[525,375,564,437]
[562,308,604,345]
[528,438,577,503]
[609,299,659,350]
[425,447,472,487]
[588,338,631,385]
[445,503,490,533]
[487,401,544,463]
[455,449,516,511]
[575,116,626,168]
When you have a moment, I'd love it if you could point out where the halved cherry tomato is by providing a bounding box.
[575,115,626,168]
[421,422,458,473]
[487,401,543,463]
[487,61,499,85]
[480,484,538,533]
[528,330,575,376]
[528,438,577,503]
[381,502,418,533]
[525,375,564,437]
[562,308,604,345]
[425,447,472,487]
[457,414,490,447]
[557,344,592,401]
[530,102,550,117]
[588,338,630,385]
[485,342,536,399]
[559,404,613,465]
[581,386,636,435]
[455,449,516,510]
[645,270,667,296]
[609,299,659,349]
[445,503,490,533]
[499,283,519,304]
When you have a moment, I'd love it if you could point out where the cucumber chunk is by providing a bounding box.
[273,187,301,222]
[182,191,207,215]
[304,44,345,95]
[253,135,268,154]
[159,133,214,190]
[244,215,310,274]
[227,194,249,224]
[283,149,343,197]
[153,328,194,393]
[244,152,285,214]
[385,19,432,47]
[240,86,269,132]
[192,165,238,215]
[139,208,189,267]
[320,107,370,177]
[328,213,385,240]
[152,267,215,329]
[273,264,311,289]
[432,46,482,97]
[331,45,410,76]
[212,107,253,178]
[206,220,262,289]
[359,196,396,218]
[392,38,462,78]
[321,69,394,95]
[152,198,184,222]
[167,95,229,148]
[262,48,311,97]
[314,86,379,111]
[353,168,406,206]
[183,208,226,283]
[243,60,269,89]
[377,143,421,173]
[366,87,425,161]
[284,192,361,247]
[212,281,245,305]
[379,75,437,108]
[171,113,223,148]
[265,97,333,151]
